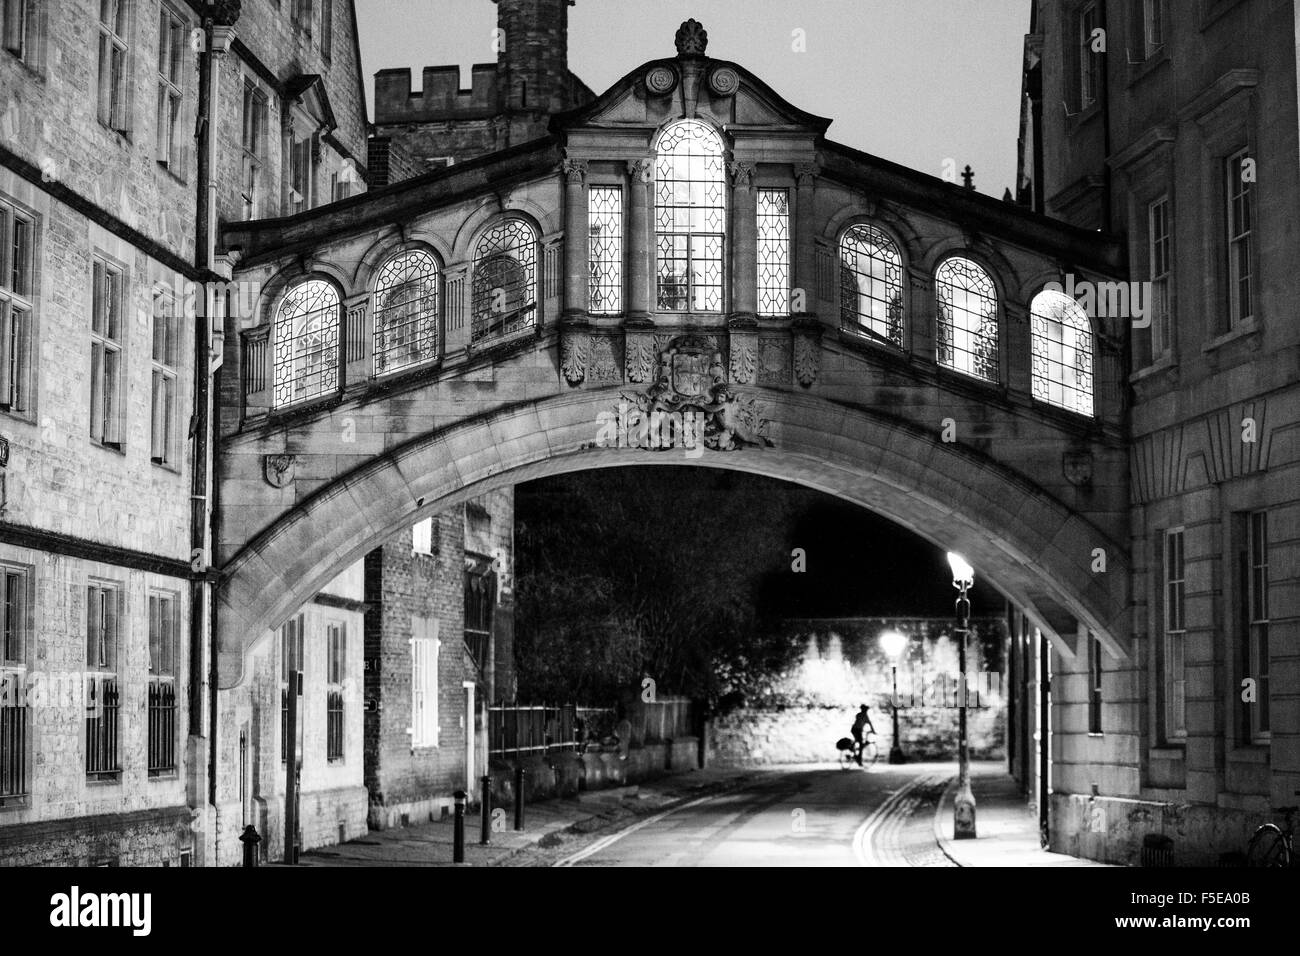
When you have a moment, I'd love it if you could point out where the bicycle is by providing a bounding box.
[1245,792,1299,867]
[836,733,878,770]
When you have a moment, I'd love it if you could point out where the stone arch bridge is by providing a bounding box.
[215,30,1130,690]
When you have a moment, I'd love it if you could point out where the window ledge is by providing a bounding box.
[148,770,179,781]
[1227,745,1269,764]
[91,441,127,457]
[1130,355,1178,384]
[1201,317,1260,354]
[1065,101,1103,131]
[1148,746,1185,761]
[1126,48,1169,88]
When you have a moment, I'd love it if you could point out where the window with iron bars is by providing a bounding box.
[280,614,303,763]
[86,583,121,780]
[326,622,344,762]
[1,565,29,806]
[148,592,177,775]
[471,219,537,346]
[463,569,495,672]
[935,257,999,384]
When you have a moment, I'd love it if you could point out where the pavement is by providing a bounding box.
[295,767,760,867]
[932,761,1113,867]
[291,760,1117,867]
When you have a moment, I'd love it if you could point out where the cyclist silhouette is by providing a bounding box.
[850,705,876,766]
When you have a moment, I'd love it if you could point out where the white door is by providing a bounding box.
[463,681,476,794]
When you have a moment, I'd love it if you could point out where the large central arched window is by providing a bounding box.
[272,278,339,408]
[654,119,725,313]
[1030,289,1094,415]
[935,257,999,383]
[471,218,537,345]
[373,250,439,375]
[839,224,904,346]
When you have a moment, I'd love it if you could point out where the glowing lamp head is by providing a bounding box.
[947,552,974,589]
[879,629,907,661]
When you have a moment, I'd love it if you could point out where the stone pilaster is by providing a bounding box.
[561,158,589,319]
[728,160,757,324]
[626,158,653,324]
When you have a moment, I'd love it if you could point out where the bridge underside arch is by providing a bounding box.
[215,388,1129,688]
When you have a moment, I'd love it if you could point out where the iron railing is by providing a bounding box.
[85,678,120,778]
[147,679,176,775]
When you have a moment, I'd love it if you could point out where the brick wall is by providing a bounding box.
[362,490,514,828]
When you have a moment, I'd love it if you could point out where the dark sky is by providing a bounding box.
[517,468,1005,619]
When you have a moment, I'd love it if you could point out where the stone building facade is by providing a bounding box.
[1020,0,1300,865]
[0,0,368,866]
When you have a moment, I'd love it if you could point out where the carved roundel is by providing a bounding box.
[709,67,740,96]
[645,65,678,96]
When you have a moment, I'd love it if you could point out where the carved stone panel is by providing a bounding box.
[758,336,790,387]
[588,335,621,384]
[264,454,296,489]
[560,327,590,385]
[625,330,657,384]
[728,330,757,385]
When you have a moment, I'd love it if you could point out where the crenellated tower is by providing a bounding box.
[370,0,594,181]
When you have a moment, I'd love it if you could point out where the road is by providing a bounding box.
[546,763,957,867]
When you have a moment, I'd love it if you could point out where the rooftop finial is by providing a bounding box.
[961,165,975,190]
[675,19,708,56]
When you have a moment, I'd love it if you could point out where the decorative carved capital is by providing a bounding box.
[795,162,822,189]
[626,158,653,183]
[561,158,588,184]
[675,18,708,56]
[263,454,296,489]
[727,161,755,192]
[560,326,590,386]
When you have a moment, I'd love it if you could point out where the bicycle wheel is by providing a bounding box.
[863,740,879,766]
[1245,825,1289,867]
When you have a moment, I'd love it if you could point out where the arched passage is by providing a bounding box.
[215,387,1129,688]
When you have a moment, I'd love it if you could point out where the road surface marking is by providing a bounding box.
[553,794,717,867]
[853,773,941,867]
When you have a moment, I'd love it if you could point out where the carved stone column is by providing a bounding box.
[562,158,589,320]
[626,158,653,324]
[793,162,820,318]
[1005,302,1033,395]
[343,293,369,389]
[728,160,757,324]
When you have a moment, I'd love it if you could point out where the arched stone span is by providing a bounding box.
[214,386,1129,689]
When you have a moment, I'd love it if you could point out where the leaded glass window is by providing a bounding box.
[756,189,789,316]
[471,218,537,345]
[1030,289,1093,415]
[272,279,339,408]
[373,250,439,375]
[654,120,725,313]
[589,186,622,315]
[839,224,903,346]
[935,257,999,383]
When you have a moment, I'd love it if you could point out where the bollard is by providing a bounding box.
[453,790,467,863]
[514,763,526,831]
[239,824,261,868]
[480,775,492,845]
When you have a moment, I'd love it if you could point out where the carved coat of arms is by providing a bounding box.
[264,454,297,488]
[595,335,773,453]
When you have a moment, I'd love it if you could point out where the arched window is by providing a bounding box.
[373,250,439,375]
[654,119,725,313]
[1030,289,1094,415]
[839,224,904,347]
[471,218,537,345]
[272,278,339,407]
[935,257,999,383]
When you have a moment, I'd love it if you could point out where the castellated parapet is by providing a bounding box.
[374,64,502,124]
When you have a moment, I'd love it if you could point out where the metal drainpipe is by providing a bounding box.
[1098,0,1114,232]
[192,11,213,818]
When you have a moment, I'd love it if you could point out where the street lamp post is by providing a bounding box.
[947,552,977,839]
[879,629,907,764]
